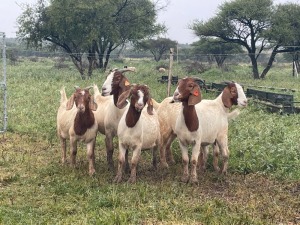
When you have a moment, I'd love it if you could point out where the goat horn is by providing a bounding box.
[74,85,80,90]
[84,86,93,90]
[119,67,136,73]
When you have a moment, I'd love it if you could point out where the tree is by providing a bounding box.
[191,0,300,79]
[267,3,300,77]
[17,0,165,79]
[135,38,177,62]
[191,38,243,68]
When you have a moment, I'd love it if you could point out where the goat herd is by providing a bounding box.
[56,67,248,184]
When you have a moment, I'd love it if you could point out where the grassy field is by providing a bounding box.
[0,58,300,224]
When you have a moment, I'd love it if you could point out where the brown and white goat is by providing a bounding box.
[114,84,160,183]
[158,81,246,172]
[172,78,247,183]
[93,67,135,171]
[57,86,98,175]
[100,69,133,171]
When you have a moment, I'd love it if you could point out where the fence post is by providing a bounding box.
[0,32,7,133]
[167,48,174,97]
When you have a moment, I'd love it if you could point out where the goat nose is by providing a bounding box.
[102,87,106,91]
[78,105,85,111]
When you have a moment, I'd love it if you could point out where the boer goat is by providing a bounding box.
[57,86,98,175]
[172,78,247,183]
[114,84,160,183]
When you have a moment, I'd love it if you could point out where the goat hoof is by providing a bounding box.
[181,175,189,183]
[220,170,227,175]
[168,159,176,165]
[113,175,122,183]
[214,167,221,173]
[160,162,169,169]
[89,169,96,176]
[190,177,199,185]
[128,177,136,184]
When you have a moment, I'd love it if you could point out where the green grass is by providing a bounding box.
[0,58,300,224]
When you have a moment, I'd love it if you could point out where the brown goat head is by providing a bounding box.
[117,84,153,115]
[66,86,97,112]
[173,77,202,106]
[221,83,238,108]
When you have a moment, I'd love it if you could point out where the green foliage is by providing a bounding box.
[17,0,166,77]
[191,38,243,68]
[135,38,177,62]
[190,0,300,79]
[268,3,300,46]
[0,60,300,224]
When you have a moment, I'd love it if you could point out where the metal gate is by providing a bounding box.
[0,32,7,133]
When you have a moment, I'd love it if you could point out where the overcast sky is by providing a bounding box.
[1,0,299,43]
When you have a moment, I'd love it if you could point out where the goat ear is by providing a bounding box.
[222,87,233,108]
[147,98,154,115]
[89,96,97,111]
[188,86,202,106]
[66,94,75,110]
[117,88,131,109]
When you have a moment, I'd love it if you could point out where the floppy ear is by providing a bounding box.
[147,98,154,115]
[120,77,131,93]
[222,87,233,108]
[89,95,97,111]
[66,94,75,110]
[116,88,131,109]
[188,85,202,106]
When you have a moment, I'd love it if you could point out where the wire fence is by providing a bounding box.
[0,32,7,133]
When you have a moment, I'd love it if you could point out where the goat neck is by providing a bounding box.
[215,94,231,113]
[181,101,199,132]
[74,109,95,136]
[113,84,130,107]
[125,104,142,128]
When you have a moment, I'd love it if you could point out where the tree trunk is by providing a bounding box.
[104,43,114,70]
[87,49,96,79]
[249,53,260,79]
[215,55,226,68]
[260,47,278,79]
[70,55,86,80]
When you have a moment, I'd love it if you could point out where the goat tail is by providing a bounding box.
[151,98,161,110]
[93,84,101,96]
[60,86,67,104]
[227,108,240,121]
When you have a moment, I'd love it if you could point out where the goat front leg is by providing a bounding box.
[105,133,114,171]
[87,139,96,176]
[217,137,229,174]
[128,146,141,184]
[114,144,126,183]
[190,142,201,184]
[179,142,189,183]
[198,146,208,172]
[70,137,78,167]
[60,137,67,164]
